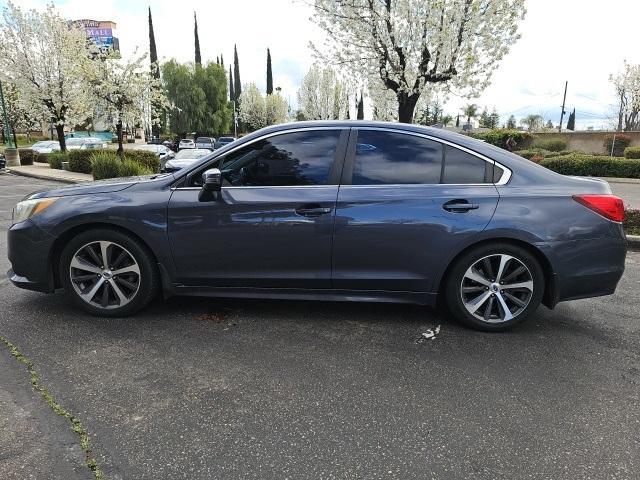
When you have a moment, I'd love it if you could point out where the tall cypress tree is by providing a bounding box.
[233,45,241,103]
[566,108,576,131]
[266,48,273,95]
[357,92,364,120]
[194,12,201,65]
[216,56,219,65]
[148,7,161,138]
[220,54,224,67]
[228,66,234,103]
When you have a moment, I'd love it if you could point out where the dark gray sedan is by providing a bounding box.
[6,121,626,331]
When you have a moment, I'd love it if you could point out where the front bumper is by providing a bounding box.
[7,219,56,293]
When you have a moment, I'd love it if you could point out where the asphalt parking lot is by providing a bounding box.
[0,173,639,480]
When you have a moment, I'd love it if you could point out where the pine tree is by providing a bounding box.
[455,114,460,127]
[479,108,490,128]
[506,115,517,129]
[357,92,364,120]
[266,48,273,95]
[228,65,234,103]
[216,56,219,65]
[194,12,201,65]
[148,7,161,138]
[566,108,576,131]
[233,45,241,103]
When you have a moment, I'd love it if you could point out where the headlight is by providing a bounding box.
[12,197,59,224]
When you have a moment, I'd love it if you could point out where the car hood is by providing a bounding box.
[165,158,198,169]
[26,174,170,200]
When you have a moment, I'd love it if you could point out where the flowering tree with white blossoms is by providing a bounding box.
[611,61,640,132]
[297,65,348,120]
[311,0,526,123]
[0,2,95,151]
[84,51,170,154]
[239,83,288,131]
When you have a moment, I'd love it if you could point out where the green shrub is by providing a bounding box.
[91,152,122,180]
[68,150,94,173]
[470,129,534,151]
[36,153,49,163]
[532,137,567,152]
[625,209,640,235]
[17,148,36,165]
[515,149,551,160]
[540,154,640,178]
[47,152,68,170]
[125,149,160,172]
[603,134,631,156]
[119,159,152,177]
[624,147,640,159]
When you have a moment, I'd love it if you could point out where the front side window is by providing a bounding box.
[352,130,443,185]
[220,130,341,186]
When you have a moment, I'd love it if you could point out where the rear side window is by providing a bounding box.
[220,130,341,186]
[352,130,442,185]
[442,146,490,184]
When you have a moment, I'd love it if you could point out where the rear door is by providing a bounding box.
[332,128,500,293]
[168,128,348,289]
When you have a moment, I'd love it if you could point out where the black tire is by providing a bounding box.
[59,228,159,317]
[444,242,544,332]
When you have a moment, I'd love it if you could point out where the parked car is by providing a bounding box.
[195,137,216,150]
[30,140,61,154]
[162,148,212,173]
[7,121,627,331]
[0,153,5,169]
[136,144,175,170]
[66,137,107,150]
[178,139,195,150]
[215,136,236,149]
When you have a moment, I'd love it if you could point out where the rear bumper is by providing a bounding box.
[542,236,626,304]
[7,219,55,293]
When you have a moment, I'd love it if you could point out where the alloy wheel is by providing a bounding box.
[69,240,141,310]
[460,254,534,323]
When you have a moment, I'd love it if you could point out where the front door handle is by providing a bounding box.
[442,199,479,212]
[295,204,332,217]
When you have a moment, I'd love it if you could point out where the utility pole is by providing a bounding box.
[0,80,15,148]
[558,81,568,132]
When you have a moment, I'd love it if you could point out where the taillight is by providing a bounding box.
[572,194,625,222]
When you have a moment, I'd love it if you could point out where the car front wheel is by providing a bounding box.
[59,228,159,317]
[444,243,544,331]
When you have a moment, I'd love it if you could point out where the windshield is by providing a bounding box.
[174,149,211,159]
[33,141,53,147]
[196,137,213,143]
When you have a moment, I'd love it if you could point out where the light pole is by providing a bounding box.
[0,80,15,148]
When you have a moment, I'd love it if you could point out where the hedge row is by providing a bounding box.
[470,129,534,150]
[624,147,640,159]
[91,152,153,180]
[539,154,640,178]
[47,149,160,175]
[531,138,567,152]
[17,148,36,165]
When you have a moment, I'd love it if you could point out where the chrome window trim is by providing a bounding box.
[354,126,512,186]
[171,125,512,190]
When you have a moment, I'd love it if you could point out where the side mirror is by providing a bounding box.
[198,168,222,202]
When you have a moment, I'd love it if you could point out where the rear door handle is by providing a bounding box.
[295,204,332,217]
[442,200,479,212]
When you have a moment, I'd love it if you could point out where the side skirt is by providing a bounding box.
[171,285,436,306]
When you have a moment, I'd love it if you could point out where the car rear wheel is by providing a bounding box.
[59,228,159,317]
[444,243,544,331]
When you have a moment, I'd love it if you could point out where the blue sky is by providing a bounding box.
[3,0,639,129]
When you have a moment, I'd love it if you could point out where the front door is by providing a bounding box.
[168,128,348,289]
[332,128,500,293]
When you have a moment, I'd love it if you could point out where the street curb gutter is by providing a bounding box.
[5,168,83,184]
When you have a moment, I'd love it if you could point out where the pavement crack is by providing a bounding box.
[0,334,104,480]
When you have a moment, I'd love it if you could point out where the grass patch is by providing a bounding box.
[0,335,103,479]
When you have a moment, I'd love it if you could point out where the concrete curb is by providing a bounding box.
[6,168,84,184]
[627,235,640,250]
